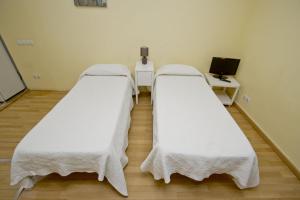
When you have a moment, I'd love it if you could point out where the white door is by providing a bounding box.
[0,39,25,101]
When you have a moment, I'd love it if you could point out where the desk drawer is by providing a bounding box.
[137,72,152,86]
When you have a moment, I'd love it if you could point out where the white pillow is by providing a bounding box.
[156,64,203,77]
[79,64,135,93]
[80,64,131,77]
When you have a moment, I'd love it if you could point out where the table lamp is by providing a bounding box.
[140,46,149,65]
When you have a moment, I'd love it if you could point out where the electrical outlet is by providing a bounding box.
[33,74,41,80]
[17,39,34,46]
[243,95,251,103]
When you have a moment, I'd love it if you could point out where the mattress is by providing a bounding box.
[141,65,259,189]
[11,73,133,196]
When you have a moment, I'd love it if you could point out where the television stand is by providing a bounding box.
[205,73,240,106]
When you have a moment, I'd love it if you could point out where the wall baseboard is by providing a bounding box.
[234,102,300,180]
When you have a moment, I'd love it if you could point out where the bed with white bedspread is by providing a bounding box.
[11,64,134,196]
[141,64,259,189]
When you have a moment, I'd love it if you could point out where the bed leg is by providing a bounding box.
[13,186,24,200]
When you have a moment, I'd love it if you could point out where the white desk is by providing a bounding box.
[205,73,240,106]
[135,61,154,104]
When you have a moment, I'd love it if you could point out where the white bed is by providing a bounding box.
[11,64,134,196]
[141,64,259,189]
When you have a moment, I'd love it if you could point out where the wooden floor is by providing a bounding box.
[0,91,299,200]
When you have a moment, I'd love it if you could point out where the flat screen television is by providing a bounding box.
[209,57,240,80]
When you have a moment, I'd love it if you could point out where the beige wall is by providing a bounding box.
[236,0,300,171]
[0,0,252,90]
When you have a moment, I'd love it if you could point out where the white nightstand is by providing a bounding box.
[205,73,240,106]
[135,61,154,104]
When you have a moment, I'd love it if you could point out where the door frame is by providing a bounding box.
[0,35,27,102]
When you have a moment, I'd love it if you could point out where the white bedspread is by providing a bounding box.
[11,65,134,196]
[141,65,259,189]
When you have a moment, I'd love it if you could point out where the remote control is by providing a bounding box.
[221,79,231,83]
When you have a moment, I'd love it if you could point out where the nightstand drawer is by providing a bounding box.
[137,72,152,86]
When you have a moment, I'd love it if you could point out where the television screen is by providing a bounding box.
[209,57,240,76]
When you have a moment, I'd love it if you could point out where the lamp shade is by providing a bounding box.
[140,46,149,57]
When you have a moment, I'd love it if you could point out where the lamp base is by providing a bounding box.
[142,57,148,65]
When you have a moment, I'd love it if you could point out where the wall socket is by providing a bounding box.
[33,74,41,80]
[243,95,251,103]
[17,39,34,46]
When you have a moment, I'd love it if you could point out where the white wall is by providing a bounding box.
[0,0,252,90]
[236,0,300,171]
